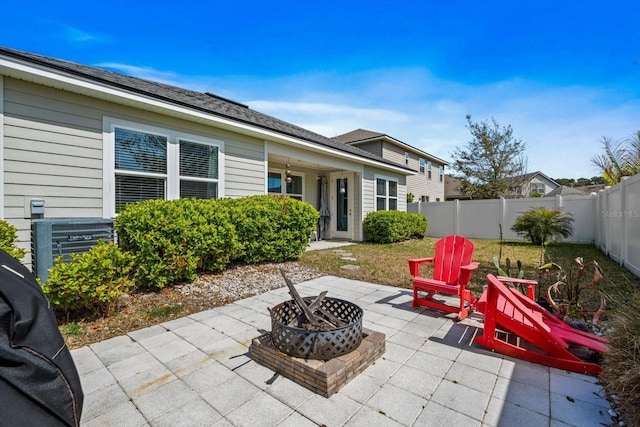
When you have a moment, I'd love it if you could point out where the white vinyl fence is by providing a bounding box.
[408,173,640,277]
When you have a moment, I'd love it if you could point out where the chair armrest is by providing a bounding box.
[461,262,480,272]
[458,262,479,286]
[408,257,434,276]
[496,276,538,300]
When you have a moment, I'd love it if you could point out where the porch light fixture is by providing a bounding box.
[285,163,292,184]
[340,175,346,194]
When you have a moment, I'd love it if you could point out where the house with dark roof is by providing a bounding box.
[334,129,448,202]
[508,171,560,198]
[0,47,416,261]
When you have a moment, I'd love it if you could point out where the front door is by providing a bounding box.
[330,172,353,240]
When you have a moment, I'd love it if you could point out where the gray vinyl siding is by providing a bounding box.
[224,135,265,198]
[2,77,268,263]
[350,140,382,157]
[381,142,406,165]
[4,79,104,262]
[362,166,407,212]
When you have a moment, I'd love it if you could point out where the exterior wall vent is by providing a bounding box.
[31,218,114,283]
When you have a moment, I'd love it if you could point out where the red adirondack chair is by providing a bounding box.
[408,235,479,320]
[475,274,608,375]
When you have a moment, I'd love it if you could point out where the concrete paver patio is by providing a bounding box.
[73,275,613,426]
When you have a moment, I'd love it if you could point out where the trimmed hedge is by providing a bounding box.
[363,210,427,243]
[115,198,241,289]
[222,195,319,264]
[114,195,318,289]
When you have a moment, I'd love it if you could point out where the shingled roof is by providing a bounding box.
[0,46,412,173]
[333,128,385,143]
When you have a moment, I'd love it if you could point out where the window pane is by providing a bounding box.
[268,172,282,193]
[376,178,386,196]
[115,175,165,213]
[180,141,218,179]
[115,128,167,173]
[389,181,397,197]
[286,175,303,195]
[376,197,386,211]
[180,180,217,199]
[389,198,398,210]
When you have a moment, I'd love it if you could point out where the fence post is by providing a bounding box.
[454,199,460,235]
[500,197,506,240]
[620,177,629,267]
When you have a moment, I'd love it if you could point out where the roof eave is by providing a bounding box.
[346,134,449,166]
[0,54,413,175]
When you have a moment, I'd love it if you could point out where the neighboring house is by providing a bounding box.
[444,175,472,200]
[544,185,589,197]
[334,129,448,202]
[509,171,560,198]
[0,46,415,264]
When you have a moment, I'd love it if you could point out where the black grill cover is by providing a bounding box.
[0,249,83,426]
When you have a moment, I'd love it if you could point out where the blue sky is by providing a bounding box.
[1,0,639,180]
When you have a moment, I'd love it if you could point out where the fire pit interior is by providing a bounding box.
[251,271,385,397]
[270,296,363,360]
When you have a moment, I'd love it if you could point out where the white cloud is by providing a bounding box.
[58,24,110,45]
[236,70,640,180]
[96,63,182,86]
[88,62,640,180]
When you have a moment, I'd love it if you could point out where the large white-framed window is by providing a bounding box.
[103,117,224,216]
[427,161,432,179]
[375,176,398,211]
[439,165,444,182]
[404,152,409,165]
[268,169,304,200]
[419,158,425,174]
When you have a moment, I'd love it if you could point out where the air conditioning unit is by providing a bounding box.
[31,218,114,283]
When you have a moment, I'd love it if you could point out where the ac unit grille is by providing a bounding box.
[32,218,114,283]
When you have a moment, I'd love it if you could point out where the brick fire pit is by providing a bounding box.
[251,328,385,397]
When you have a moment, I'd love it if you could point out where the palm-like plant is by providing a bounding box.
[591,132,640,185]
[512,207,574,266]
[512,207,574,246]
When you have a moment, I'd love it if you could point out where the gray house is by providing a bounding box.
[334,129,448,203]
[0,47,415,264]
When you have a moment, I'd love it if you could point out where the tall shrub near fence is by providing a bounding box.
[363,210,427,243]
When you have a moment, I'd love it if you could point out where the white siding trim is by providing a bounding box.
[0,75,4,218]
[102,116,225,217]
[264,141,270,194]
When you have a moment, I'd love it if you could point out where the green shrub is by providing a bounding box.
[115,198,241,289]
[222,195,319,263]
[363,210,427,243]
[0,219,26,260]
[42,241,134,317]
[511,207,574,246]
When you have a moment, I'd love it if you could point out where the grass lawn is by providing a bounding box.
[298,237,639,316]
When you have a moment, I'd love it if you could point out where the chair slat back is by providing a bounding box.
[433,235,475,284]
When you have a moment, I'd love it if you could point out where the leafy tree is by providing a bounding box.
[451,115,528,199]
[591,131,640,185]
[555,178,576,187]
